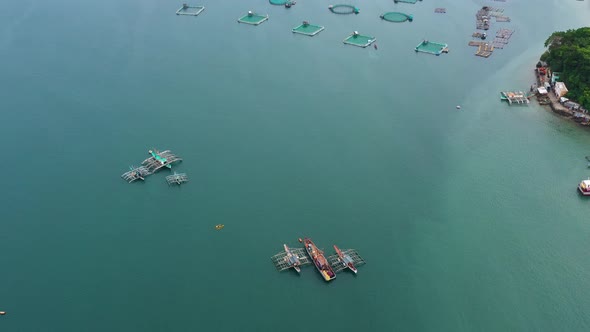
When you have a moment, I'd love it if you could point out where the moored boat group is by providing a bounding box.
[274,237,364,282]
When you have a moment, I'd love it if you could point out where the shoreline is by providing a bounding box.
[531,65,590,127]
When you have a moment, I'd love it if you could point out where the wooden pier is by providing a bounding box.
[327,249,366,273]
[142,150,183,173]
[121,166,151,183]
[271,248,311,272]
[166,172,189,185]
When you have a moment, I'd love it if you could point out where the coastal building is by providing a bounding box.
[554,82,568,97]
[551,72,561,84]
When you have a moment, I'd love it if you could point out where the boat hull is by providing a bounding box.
[304,238,336,281]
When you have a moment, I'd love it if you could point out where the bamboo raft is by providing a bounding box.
[475,43,494,57]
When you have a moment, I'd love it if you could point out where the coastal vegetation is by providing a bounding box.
[541,27,590,108]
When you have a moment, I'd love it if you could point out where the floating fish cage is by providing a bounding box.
[328,4,359,15]
[343,32,375,48]
[269,0,295,5]
[176,4,205,16]
[380,12,413,23]
[292,22,325,36]
[238,12,269,25]
[415,40,448,55]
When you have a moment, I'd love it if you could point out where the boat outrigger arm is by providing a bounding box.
[149,149,171,168]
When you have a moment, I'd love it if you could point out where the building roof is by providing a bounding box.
[537,87,548,95]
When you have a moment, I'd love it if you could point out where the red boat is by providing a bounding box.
[334,245,357,274]
[304,238,336,281]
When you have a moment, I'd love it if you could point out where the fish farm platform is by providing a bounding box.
[238,12,269,25]
[176,4,205,16]
[381,12,413,23]
[166,173,189,185]
[327,249,366,272]
[415,40,448,55]
[142,150,183,173]
[501,91,530,105]
[292,22,324,36]
[121,166,151,183]
[343,33,375,48]
[271,248,311,272]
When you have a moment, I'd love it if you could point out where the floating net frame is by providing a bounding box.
[414,40,448,55]
[329,4,360,15]
[238,12,269,25]
[434,8,446,13]
[380,12,413,22]
[176,4,205,16]
[394,0,420,3]
[292,22,325,36]
[343,32,376,48]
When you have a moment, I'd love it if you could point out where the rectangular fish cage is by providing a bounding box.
[343,33,376,48]
[176,4,205,16]
[415,40,448,55]
[292,23,325,36]
[238,12,269,25]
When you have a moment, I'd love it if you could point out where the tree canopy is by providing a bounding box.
[541,27,590,108]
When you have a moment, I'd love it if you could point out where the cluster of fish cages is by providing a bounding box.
[491,29,514,49]
[475,6,503,30]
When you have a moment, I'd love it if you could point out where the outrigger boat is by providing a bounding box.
[304,238,336,281]
[149,149,171,168]
[283,244,301,273]
[333,245,357,274]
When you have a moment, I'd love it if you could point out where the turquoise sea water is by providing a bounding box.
[1,0,590,331]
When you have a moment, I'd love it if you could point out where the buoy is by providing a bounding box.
[298,238,303,243]
[0,311,6,315]
[456,105,461,109]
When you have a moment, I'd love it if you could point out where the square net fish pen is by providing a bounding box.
[176,4,205,16]
[415,40,448,55]
[292,22,325,36]
[238,12,269,25]
[343,32,376,48]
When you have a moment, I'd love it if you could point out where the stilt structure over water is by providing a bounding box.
[327,249,366,272]
[271,248,312,271]
[166,172,189,185]
[121,166,151,183]
[142,149,183,173]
